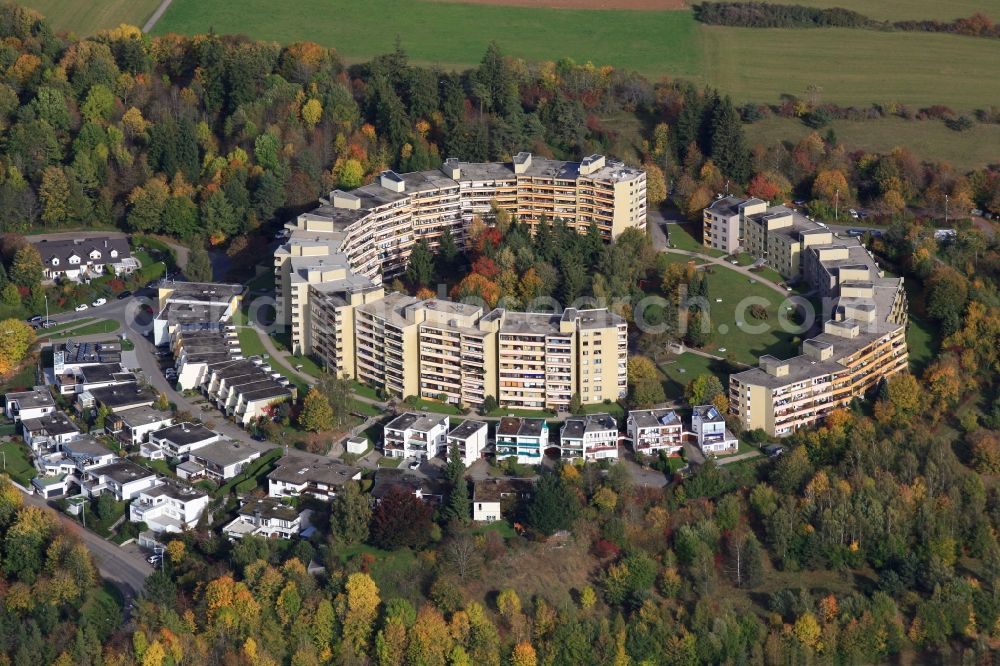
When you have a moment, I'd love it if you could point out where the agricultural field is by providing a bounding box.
[153,0,703,77]
[744,116,1000,172]
[753,0,999,21]
[20,0,160,35]
[700,26,1000,109]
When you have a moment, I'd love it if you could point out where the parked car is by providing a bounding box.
[971,208,983,216]
[117,290,132,300]
[75,304,88,312]
[92,297,107,307]
[146,555,161,565]
[846,228,865,237]
[42,320,55,328]
[849,208,859,219]
[28,315,42,325]
[408,460,420,470]
[762,444,786,458]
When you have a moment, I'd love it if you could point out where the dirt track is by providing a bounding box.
[425,0,687,10]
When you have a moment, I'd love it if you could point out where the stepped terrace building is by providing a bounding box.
[274,153,645,354]
[729,237,908,436]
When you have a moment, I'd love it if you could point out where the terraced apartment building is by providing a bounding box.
[274,152,646,354]
[729,236,908,436]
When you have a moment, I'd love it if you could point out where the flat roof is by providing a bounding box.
[239,497,299,521]
[90,460,156,484]
[22,411,79,436]
[562,413,617,438]
[448,419,487,441]
[87,382,157,410]
[269,452,360,486]
[6,386,55,410]
[161,281,243,302]
[152,422,217,446]
[142,479,207,502]
[117,406,173,428]
[190,439,270,467]
[629,409,681,429]
[386,412,448,433]
[52,340,122,366]
[497,416,546,437]
[63,435,112,457]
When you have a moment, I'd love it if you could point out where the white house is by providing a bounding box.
[495,416,548,464]
[447,420,488,466]
[267,452,361,502]
[82,460,159,501]
[627,409,683,456]
[21,411,80,452]
[129,480,209,534]
[35,237,136,282]
[472,478,533,522]
[691,405,738,455]
[108,407,174,447]
[148,422,219,458]
[4,386,55,422]
[223,497,307,540]
[382,412,449,460]
[180,439,267,481]
[559,413,619,461]
[32,435,117,498]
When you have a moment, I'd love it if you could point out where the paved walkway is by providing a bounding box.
[142,0,173,32]
[663,248,791,297]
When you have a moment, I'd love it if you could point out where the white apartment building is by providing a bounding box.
[495,416,548,464]
[129,480,209,534]
[382,412,449,460]
[447,420,488,466]
[559,413,619,461]
[627,408,683,456]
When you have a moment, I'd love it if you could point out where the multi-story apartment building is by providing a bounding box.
[495,416,548,464]
[626,409,683,456]
[559,413,619,461]
[730,236,909,436]
[702,196,765,254]
[447,419,489,466]
[274,153,645,342]
[382,412,450,460]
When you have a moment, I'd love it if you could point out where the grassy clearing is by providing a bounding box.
[906,312,938,375]
[666,223,729,257]
[581,401,625,421]
[658,353,729,399]
[377,456,402,468]
[745,115,1000,172]
[22,0,161,36]
[290,354,324,379]
[405,397,463,415]
[0,440,34,487]
[702,26,1000,110]
[155,0,703,78]
[487,407,556,418]
[36,318,95,335]
[693,263,800,364]
[350,381,381,401]
[754,0,998,21]
[41,319,119,340]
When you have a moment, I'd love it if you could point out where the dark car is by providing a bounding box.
[762,445,786,458]
[117,290,133,299]
[846,229,865,237]
[27,315,42,325]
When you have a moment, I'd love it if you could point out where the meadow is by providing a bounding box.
[20,0,159,35]
[153,0,703,77]
[700,25,1000,109]
[745,116,1000,171]
[753,0,1000,21]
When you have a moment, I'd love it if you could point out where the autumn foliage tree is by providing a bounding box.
[369,486,434,549]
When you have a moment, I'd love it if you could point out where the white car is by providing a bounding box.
[408,460,420,470]
[849,209,859,219]
[75,304,89,312]
[92,298,107,307]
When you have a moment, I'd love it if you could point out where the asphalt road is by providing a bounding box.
[19,489,150,607]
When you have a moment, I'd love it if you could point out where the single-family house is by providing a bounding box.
[4,386,55,422]
[382,412,449,460]
[82,460,158,500]
[559,413,618,461]
[223,497,308,540]
[107,406,173,447]
[692,405,738,454]
[147,422,219,458]
[21,411,80,452]
[129,480,210,534]
[267,452,361,502]
[495,416,548,464]
[180,439,267,481]
[472,478,533,522]
[447,419,488,466]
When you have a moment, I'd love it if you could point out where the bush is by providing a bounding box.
[235,478,257,494]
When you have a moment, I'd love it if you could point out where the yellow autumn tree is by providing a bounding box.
[511,642,537,666]
[341,572,380,655]
[0,319,35,377]
[301,98,323,129]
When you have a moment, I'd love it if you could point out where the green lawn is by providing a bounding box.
[236,326,266,356]
[349,399,382,417]
[377,456,402,468]
[754,0,998,21]
[36,318,95,336]
[42,319,119,340]
[906,312,938,375]
[686,264,800,364]
[290,354,325,379]
[658,353,730,400]
[702,26,1000,110]
[581,401,625,421]
[487,407,556,418]
[0,440,34,487]
[404,397,463,415]
[745,115,1000,172]
[350,381,381,401]
[667,223,720,254]
[155,0,703,78]
[21,0,161,35]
